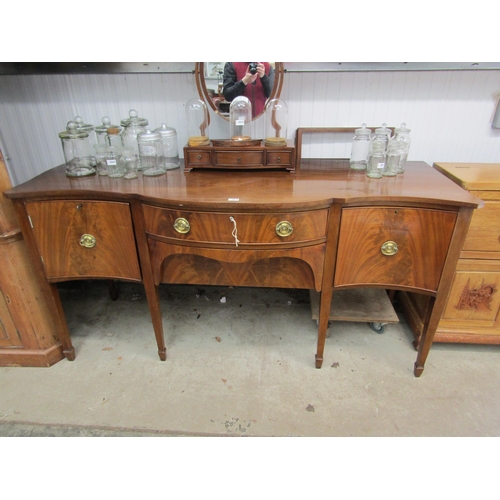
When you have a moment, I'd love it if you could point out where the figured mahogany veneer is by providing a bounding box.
[3,160,482,376]
[143,206,328,246]
[335,207,457,292]
[25,200,141,282]
[143,206,329,290]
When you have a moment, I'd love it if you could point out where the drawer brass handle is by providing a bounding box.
[276,221,293,237]
[174,217,191,234]
[276,156,281,163]
[381,240,398,256]
[80,234,96,248]
[197,155,202,159]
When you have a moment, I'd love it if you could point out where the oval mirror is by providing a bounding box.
[195,62,284,122]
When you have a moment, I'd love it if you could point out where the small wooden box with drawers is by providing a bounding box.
[183,141,295,172]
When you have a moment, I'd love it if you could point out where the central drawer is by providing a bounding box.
[142,206,328,246]
[214,151,264,166]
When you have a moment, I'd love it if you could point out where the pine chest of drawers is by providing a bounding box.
[400,162,500,345]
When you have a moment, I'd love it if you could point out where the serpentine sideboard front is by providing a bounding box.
[3,160,482,376]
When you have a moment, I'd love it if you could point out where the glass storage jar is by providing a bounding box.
[265,98,288,147]
[383,140,401,177]
[154,123,180,170]
[186,98,210,146]
[59,121,96,177]
[93,144,108,175]
[137,129,165,176]
[230,96,253,141]
[122,147,139,179]
[393,123,411,173]
[349,124,372,170]
[373,123,392,151]
[120,109,149,169]
[74,115,97,149]
[105,145,124,178]
[366,141,386,179]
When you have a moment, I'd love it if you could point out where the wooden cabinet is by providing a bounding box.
[400,162,500,345]
[0,151,63,366]
[183,142,295,172]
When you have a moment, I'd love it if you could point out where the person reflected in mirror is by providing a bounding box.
[223,62,275,118]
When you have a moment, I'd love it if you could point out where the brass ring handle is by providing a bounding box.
[80,234,96,248]
[174,217,191,234]
[381,240,398,256]
[276,221,293,237]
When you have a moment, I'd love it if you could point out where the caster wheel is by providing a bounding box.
[369,322,386,334]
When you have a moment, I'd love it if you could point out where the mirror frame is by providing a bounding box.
[195,62,284,122]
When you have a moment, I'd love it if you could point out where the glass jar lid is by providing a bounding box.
[355,123,371,136]
[154,123,177,137]
[95,116,120,134]
[395,122,411,134]
[59,121,89,139]
[137,129,161,142]
[73,115,94,133]
[375,123,392,137]
[121,109,149,128]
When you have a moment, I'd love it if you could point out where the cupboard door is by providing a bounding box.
[26,200,141,281]
[442,259,500,327]
[334,207,457,292]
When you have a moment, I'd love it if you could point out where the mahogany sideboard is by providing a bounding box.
[400,162,500,345]
[3,160,482,376]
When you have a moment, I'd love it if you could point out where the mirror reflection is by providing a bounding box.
[195,62,284,121]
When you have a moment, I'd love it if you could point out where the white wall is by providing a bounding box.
[1,68,499,186]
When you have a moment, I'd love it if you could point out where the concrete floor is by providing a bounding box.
[1,281,499,437]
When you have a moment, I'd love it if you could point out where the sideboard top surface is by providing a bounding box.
[4,160,482,211]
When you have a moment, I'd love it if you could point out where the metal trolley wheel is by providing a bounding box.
[368,322,387,334]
